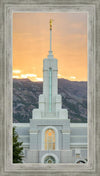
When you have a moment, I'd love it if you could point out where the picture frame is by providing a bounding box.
[0,0,100,175]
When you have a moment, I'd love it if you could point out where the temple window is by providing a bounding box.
[45,129,55,150]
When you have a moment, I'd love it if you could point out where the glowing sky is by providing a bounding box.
[13,13,87,81]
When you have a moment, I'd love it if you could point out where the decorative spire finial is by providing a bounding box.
[50,19,53,30]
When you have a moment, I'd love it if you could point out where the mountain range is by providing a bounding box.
[13,78,87,123]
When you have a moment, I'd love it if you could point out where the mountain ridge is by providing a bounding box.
[13,78,87,123]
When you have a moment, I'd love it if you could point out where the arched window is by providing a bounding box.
[44,156,56,164]
[45,129,55,150]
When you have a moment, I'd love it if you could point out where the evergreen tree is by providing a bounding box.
[13,127,24,163]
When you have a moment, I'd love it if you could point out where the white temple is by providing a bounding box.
[13,20,87,164]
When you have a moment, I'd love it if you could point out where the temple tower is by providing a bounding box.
[25,20,74,164]
[33,19,68,120]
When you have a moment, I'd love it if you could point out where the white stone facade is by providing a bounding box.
[13,123,87,163]
[33,55,68,120]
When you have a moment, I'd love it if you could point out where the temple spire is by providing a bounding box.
[48,19,53,58]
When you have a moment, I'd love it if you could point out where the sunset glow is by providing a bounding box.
[13,70,21,74]
[70,76,76,80]
[13,72,43,81]
[13,13,87,81]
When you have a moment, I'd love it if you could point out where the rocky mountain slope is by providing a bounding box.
[13,78,87,123]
